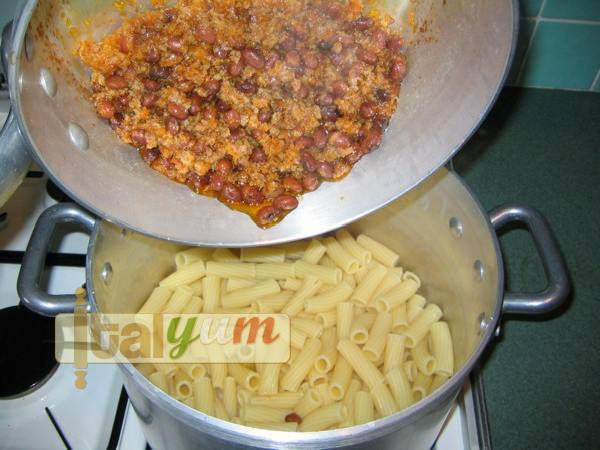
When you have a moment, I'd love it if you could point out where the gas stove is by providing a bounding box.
[0,3,490,447]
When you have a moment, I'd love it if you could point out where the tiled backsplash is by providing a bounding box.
[509,0,600,91]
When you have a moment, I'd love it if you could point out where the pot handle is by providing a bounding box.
[17,203,97,316]
[489,205,570,315]
[0,21,33,208]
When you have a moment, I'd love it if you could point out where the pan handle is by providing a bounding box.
[489,205,570,315]
[0,21,32,207]
[17,203,97,316]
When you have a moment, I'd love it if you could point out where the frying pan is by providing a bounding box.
[0,0,516,246]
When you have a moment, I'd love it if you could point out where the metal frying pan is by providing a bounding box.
[1,0,516,246]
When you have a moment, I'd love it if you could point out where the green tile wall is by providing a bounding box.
[509,0,600,91]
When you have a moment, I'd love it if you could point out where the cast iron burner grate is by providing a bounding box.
[0,304,57,398]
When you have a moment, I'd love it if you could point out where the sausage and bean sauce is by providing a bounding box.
[79,0,407,227]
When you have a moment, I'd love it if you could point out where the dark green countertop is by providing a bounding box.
[454,87,600,449]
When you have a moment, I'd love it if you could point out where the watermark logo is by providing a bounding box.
[57,290,290,389]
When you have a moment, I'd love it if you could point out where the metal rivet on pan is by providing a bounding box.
[100,262,113,286]
[40,68,57,97]
[495,324,502,338]
[68,123,89,150]
[478,312,489,335]
[24,32,34,61]
[473,260,485,281]
[449,217,463,238]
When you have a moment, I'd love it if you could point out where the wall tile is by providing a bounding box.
[507,19,536,85]
[543,0,600,21]
[520,0,544,18]
[520,22,600,90]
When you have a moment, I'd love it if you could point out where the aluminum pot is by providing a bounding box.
[17,169,569,449]
[0,0,516,245]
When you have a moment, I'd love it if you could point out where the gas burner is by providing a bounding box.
[0,304,58,398]
[46,179,73,204]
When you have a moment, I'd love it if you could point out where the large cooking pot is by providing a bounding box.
[0,0,516,245]
[18,169,569,449]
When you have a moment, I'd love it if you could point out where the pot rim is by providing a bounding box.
[85,170,505,447]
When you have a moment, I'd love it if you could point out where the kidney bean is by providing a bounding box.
[250,147,267,163]
[273,195,299,211]
[320,106,339,122]
[316,92,334,107]
[347,61,364,79]
[228,59,245,76]
[302,172,320,191]
[256,205,282,226]
[331,80,348,98]
[202,79,222,97]
[195,25,217,44]
[387,36,404,52]
[96,98,115,119]
[145,48,160,63]
[188,95,203,115]
[210,159,231,178]
[285,51,302,68]
[359,101,377,119]
[167,102,189,121]
[329,131,351,147]
[203,105,218,120]
[242,185,265,205]
[213,45,230,59]
[242,48,265,69]
[224,109,241,129]
[295,136,315,149]
[353,16,374,31]
[258,107,273,123]
[144,79,161,91]
[375,88,390,102]
[280,37,296,53]
[300,150,318,172]
[295,84,310,100]
[345,149,363,164]
[216,99,231,112]
[167,37,184,54]
[372,28,388,49]
[389,59,407,82]
[362,126,383,153]
[186,172,210,191]
[178,80,195,94]
[357,48,378,65]
[236,80,258,94]
[338,33,355,48]
[149,66,172,80]
[302,51,319,70]
[210,173,224,191]
[114,94,129,112]
[105,75,128,90]
[313,127,329,149]
[318,1,339,16]
[231,127,245,140]
[282,176,303,194]
[109,112,124,129]
[140,147,160,165]
[317,161,334,179]
[131,129,147,148]
[222,182,242,202]
[165,116,179,135]
[192,141,208,154]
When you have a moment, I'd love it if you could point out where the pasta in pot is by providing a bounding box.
[136,230,455,431]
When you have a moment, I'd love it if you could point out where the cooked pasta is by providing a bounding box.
[137,229,454,432]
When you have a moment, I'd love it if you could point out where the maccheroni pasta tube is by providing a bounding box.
[136,228,454,433]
